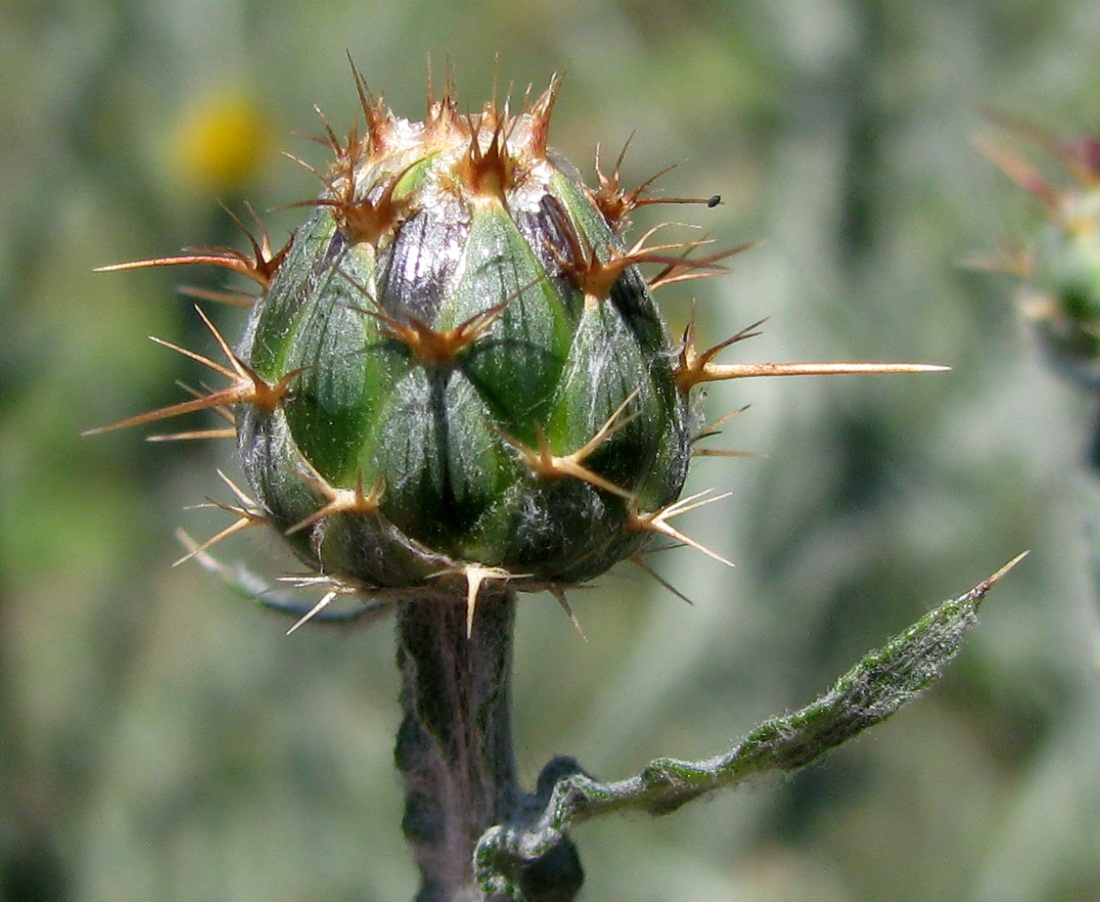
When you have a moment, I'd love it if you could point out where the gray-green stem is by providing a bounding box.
[394,588,583,901]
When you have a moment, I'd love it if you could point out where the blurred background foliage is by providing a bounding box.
[3,0,1100,899]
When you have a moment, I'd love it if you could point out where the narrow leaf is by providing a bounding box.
[476,553,1026,893]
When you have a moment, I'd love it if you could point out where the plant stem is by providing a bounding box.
[394,588,585,901]
[393,588,517,900]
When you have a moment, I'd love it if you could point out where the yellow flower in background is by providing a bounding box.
[171,92,274,194]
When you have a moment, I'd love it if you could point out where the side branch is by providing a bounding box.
[475,553,1026,893]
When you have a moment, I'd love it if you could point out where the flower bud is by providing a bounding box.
[236,78,695,597]
[94,69,933,624]
[983,126,1100,381]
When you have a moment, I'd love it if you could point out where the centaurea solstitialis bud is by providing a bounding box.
[980,121,1100,384]
[90,67,942,631]
[90,65,948,901]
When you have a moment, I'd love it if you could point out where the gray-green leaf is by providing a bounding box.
[475,552,1027,897]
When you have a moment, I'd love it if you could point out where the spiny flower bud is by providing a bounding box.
[1030,192,1100,368]
[241,79,699,594]
[981,124,1100,380]
[91,66,940,629]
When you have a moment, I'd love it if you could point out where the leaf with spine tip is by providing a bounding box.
[474,552,1027,894]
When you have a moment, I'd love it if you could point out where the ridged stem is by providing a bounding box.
[394,589,585,901]
[394,588,520,901]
